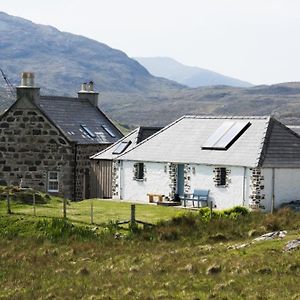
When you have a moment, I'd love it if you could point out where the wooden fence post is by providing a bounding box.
[90,199,94,224]
[6,187,11,214]
[33,191,36,216]
[130,204,136,228]
[210,201,213,220]
[63,198,67,219]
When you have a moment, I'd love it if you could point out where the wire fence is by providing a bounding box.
[0,186,155,228]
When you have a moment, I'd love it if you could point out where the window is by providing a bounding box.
[133,163,144,180]
[214,167,227,186]
[80,124,96,138]
[48,171,59,192]
[202,121,251,150]
[112,141,132,155]
[102,125,116,138]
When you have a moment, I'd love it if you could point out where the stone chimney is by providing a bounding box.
[16,72,40,104]
[78,80,99,107]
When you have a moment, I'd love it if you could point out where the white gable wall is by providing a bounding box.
[262,168,300,211]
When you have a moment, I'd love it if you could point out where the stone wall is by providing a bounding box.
[0,99,75,199]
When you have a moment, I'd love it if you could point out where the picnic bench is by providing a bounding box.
[181,189,209,208]
[147,193,165,203]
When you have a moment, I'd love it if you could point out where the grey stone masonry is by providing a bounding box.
[0,94,75,199]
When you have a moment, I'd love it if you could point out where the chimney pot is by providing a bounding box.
[80,82,87,92]
[88,81,94,92]
[78,80,99,107]
[21,72,35,87]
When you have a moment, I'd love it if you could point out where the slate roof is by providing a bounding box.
[261,120,300,168]
[91,126,162,160]
[39,96,123,144]
[117,116,300,168]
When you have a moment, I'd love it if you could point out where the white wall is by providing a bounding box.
[263,168,300,210]
[119,161,170,202]
[118,160,250,209]
[189,165,247,210]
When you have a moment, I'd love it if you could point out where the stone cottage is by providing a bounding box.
[0,72,123,200]
[112,115,300,212]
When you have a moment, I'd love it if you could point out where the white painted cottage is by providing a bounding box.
[111,116,300,212]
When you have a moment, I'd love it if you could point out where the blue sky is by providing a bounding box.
[1,0,299,85]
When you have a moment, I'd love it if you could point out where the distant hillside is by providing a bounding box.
[134,57,252,88]
[0,11,182,98]
[1,11,300,129]
[100,82,300,127]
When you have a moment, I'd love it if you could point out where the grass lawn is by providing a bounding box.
[0,197,185,226]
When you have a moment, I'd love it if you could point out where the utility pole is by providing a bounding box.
[0,68,16,98]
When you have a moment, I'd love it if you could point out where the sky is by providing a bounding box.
[1,0,300,85]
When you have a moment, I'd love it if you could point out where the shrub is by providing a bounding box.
[198,206,250,221]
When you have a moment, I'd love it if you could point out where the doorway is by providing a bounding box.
[177,164,185,196]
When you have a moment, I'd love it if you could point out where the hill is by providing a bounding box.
[134,56,253,88]
[0,11,182,97]
[100,82,300,127]
[1,11,300,128]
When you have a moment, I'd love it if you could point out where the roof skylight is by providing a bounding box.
[80,124,96,138]
[202,121,251,150]
[112,141,132,155]
[102,125,116,138]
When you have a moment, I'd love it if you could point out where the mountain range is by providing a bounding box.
[1,11,300,128]
[134,57,252,88]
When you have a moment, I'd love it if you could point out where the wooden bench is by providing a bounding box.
[181,189,209,208]
[147,193,164,203]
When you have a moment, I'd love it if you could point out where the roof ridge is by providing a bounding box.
[40,95,78,101]
[256,116,273,167]
[184,115,270,120]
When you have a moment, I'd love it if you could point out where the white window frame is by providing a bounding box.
[48,171,59,192]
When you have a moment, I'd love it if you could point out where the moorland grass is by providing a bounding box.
[1,192,300,299]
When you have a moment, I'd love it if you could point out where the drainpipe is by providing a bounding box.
[242,167,246,206]
[73,142,78,202]
[271,168,275,213]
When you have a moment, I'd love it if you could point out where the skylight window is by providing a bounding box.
[202,121,251,150]
[80,124,96,138]
[112,141,132,154]
[102,125,116,138]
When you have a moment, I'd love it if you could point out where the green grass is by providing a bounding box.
[0,197,186,226]
[1,192,300,299]
[0,225,300,299]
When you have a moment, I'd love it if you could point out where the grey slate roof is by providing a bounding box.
[118,116,300,168]
[91,126,162,160]
[261,120,300,168]
[39,96,123,144]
